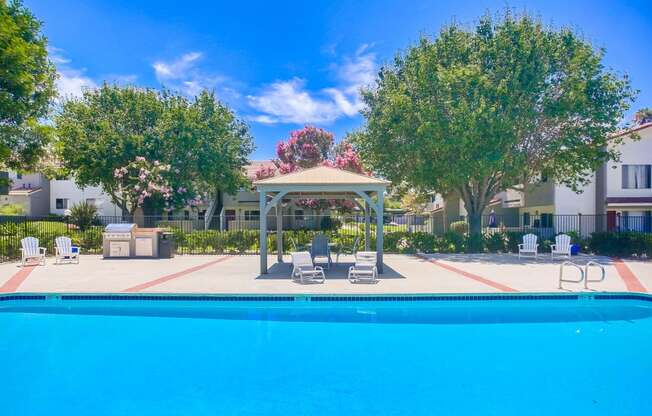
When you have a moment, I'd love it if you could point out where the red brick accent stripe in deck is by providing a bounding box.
[613,258,646,293]
[0,266,36,293]
[123,256,232,292]
[417,254,518,292]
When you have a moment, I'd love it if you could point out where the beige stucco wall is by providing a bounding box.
[606,127,652,200]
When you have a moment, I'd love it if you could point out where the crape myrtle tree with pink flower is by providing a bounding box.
[55,84,253,217]
[255,125,366,223]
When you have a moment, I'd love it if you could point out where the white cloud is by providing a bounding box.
[49,47,97,98]
[151,52,236,99]
[57,68,97,98]
[153,52,203,81]
[247,78,344,124]
[247,45,377,125]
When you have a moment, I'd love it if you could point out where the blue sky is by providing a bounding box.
[27,0,652,160]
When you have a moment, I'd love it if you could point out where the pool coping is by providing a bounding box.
[1,291,651,303]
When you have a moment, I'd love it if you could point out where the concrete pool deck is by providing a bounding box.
[0,253,649,295]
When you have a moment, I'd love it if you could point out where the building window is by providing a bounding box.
[244,210,260,221]
[622,165,651,189]
[184,211,190,220]
[294,209,304,221]
[198,210,206,220]
[522,212,530,226]
[55,198,69,209]
[16,173,22,179]
[85,198,96,206]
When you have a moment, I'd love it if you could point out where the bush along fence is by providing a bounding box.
[0,213,651,262]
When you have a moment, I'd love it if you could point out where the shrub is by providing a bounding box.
[449,221,468,235]
[588,232,652,257]
[411,232,438,253]
[442,231,466,252]
[484,233,506,252]
[69,202,99,231]
[504,231,528,253]
[320,216,342,230]
[0,203,25,215]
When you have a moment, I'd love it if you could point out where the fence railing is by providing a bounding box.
[0,213,650,262]
[475,213,652,239]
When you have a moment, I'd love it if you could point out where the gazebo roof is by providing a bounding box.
[253,166,389,187]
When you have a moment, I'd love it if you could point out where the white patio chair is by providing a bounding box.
[550,234,572,259]
[518,234,538,259]
[55,236,79,264]
[310,233,332,269]
[20,237,46,267]
[348,251,378,283]
[291,251,325,284]
[336,235,361,264]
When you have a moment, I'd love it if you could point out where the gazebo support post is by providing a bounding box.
[376,192,384,273]
[276,204,283,263]
[364,201,370,251]
[259,191,267,274]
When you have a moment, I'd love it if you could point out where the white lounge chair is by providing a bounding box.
[20,237,46,267]
[518,234,538,259]
[291,251,325,284]
[55,236,79,264]
[550,234,572,259]
[336,235,360,264]
[348,251,379,283]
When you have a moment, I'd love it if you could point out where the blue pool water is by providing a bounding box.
[1,294,652,416]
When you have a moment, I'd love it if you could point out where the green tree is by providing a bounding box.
[352,11,636,241]
[0,0,57,171]
[55,84,254,216]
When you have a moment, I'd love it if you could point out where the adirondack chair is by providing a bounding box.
[518,234,539,259]
[290,251,325,284]
[550,234,572,259]
[20,237,46,266]
[55,236,79,264]
[310,233,332,269]
[348,251,378,283]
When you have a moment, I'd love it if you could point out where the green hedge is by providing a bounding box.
[588,232,652,257]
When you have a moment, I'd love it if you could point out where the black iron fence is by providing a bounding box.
[1,212,650,262]
[475,213,652,239]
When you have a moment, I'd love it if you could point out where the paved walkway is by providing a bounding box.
[0,253,648,295]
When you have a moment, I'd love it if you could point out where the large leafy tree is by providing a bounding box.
[0,0,57,171]
[352,11,636,238]
[55,84,254,215]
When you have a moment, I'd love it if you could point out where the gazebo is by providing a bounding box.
[253,166,389,274]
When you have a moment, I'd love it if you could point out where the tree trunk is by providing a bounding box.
[467,211,483,235]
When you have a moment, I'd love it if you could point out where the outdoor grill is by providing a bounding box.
[103,223,163,258]
[103,223,136,258]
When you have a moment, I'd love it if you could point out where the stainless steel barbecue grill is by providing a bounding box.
[103,223,136,258]
[103,223,162,258]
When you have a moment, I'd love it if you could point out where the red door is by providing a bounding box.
[607,211,616,231]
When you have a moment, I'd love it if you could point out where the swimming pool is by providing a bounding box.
[1,293,651,415]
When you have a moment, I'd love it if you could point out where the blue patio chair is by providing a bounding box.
[310,233,332,269]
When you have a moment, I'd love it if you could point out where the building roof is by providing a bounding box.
[9,186,42,195]
[245,160,275,180]
[253,165,389,187]
[611,121,652,138]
